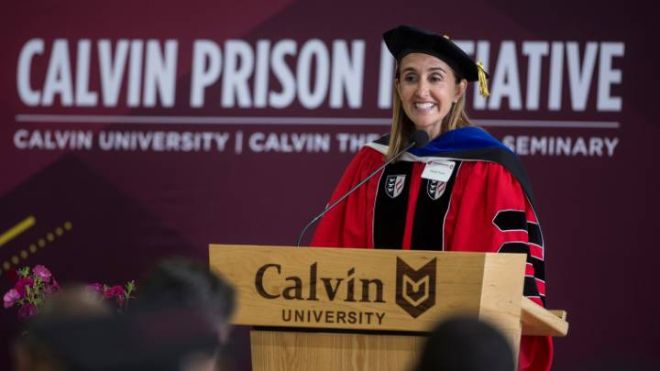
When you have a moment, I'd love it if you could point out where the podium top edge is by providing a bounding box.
[208,244,522,257]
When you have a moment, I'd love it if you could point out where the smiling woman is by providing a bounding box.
[383,25,489,160]
[395,53,467,142]
[311,25,553,371]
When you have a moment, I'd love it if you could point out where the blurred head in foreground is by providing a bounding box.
[140,257,236,345]
[13,258,236,371]
[413,316,515,371]
[13,285,112,371]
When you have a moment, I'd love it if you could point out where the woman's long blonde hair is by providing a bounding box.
[385,76,471,161]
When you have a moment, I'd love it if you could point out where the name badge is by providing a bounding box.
[421,160,455,182]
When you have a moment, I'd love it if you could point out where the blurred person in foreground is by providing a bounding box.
[12,285,113,371]
[138,257,237,370]
[12,258,235,371]
[413,316,515,371]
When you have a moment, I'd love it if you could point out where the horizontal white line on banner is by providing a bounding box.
[15,114,620,129]
[16,114,390,125]
[473,119,620,129]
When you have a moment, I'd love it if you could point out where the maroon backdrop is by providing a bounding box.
[1,1,658,370]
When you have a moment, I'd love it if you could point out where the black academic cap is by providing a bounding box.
[383,25,488,84]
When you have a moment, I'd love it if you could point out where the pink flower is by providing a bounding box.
[87,283,103,294]
[15,278,34,297]
[4,266,136,319]
[44,278,60,295]
[33,265,52,283]
[17,303,38,319]
[105,285,126,305]
[3,289,20,309]
[105,285,125,297]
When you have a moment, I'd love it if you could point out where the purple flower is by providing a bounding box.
[15,278,34,297]
[33,265,52,283]
[3,289,20,309]
[17,303,38,319]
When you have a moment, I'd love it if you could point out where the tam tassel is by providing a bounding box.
[476,61,489,97]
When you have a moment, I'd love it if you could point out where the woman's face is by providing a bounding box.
[395,53,466,139]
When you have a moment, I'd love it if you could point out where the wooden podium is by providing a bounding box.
[209,244,568,371]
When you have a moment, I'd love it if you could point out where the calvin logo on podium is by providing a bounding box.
[395,257,437,318]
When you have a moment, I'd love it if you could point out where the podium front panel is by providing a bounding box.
[209,244,525,333]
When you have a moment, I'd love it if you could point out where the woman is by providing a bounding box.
[311,25,552,371]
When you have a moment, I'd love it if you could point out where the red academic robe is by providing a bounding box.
[311,134,553,371]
